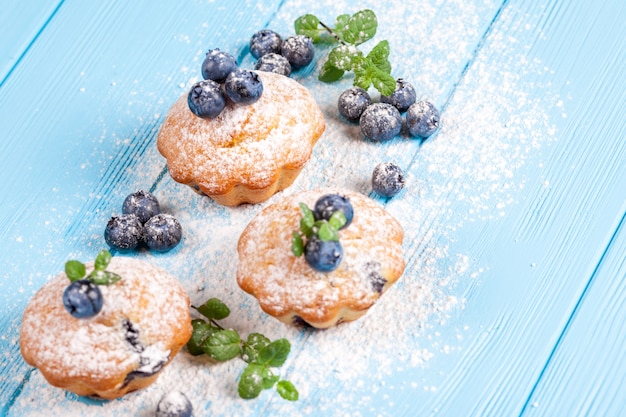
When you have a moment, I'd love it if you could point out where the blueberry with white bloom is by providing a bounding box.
[255,53,291,77]
[372,162,405,197]
[122,190,160,224]
[63,279,103,319]
[188,80,227,119]
[281,35,314,68]
[201,48,238,83]
[337,87,371,122]
[359,103,402,142]
[313,194,354,229]
[381,78,416,113]
[304,235,343,272]
[223,69,263,105]
[156,391,193,417]
[104,214,143,251]
[143,213,182,252]
[406,100,440,138]
[250,29,283,59]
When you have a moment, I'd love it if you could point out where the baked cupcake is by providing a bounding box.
[237,189,405,329]
[20,255,192,399]
[157,71,325,206]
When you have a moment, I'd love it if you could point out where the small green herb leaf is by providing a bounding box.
[291,232,304,257]
[299,203,315,228]
[196,297,231,321]
[203,329,241,361]
[328,45,362,71]
[294,14,322,42]
[342,9,377,46]
[187,319,218,356]
[94,249,112,271]
[318,60,345,83]
[277,380,299,401]
[261,368,280,389]
[88,269,122,285]
[242,332,271,364]
[334,14,351,39]
[257,338,291,367]
[318,222,339,242]
[328,211,347,230]
[367,40,392,74]
[238,364,265,399]
[65,260,86,282]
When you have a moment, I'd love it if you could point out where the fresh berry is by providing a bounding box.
[223,69,263,105]
[372,162,405,197]
[359,103,402,142]
[104,214,143,251]
[255,53,291,77]
[122,190,160,224]
[406,100,440,138]
[281,35,314,68]
[381,78,416,112]
[313,194,353,229]
[156,391,193,417]
[304,235,343,272]
[337,87,371,122]
[63,279,103,319]
[188,80,227,119]
[250,29,283,59]
[201,48,238,83]
[143,213,182,252]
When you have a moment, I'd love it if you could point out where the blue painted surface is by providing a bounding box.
[1,0,625,416]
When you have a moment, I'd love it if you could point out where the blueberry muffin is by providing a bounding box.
[20,257,192,399]
[237,189,405,329]
[157,71,325,206]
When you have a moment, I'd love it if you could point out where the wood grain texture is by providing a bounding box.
[1,0,625,415]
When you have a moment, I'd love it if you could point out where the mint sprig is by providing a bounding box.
[189,297,299,401]
[295,9,396,95]
[291,203,346,257]
[64,249,121,285]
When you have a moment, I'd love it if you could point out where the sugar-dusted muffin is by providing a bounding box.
[157,71,325,206]
[20,257,192,399]
[237,189,405,329]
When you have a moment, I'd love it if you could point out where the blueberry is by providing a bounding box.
[338,87,371,122]
[201,48,238,83]
[187,79,227,119]
[250,29,283,59]
[143,213,182,252]
[156,391,193,417]
[372,162,405,197]
[359,103,402,142]
[406,100,440,138]
[122,190,160,224]
[104,214,143,251]
[313,194,354,229]
[254,53,291,77]
[381,78,416,113]
[63,279,103,319]
[223,69,263,105]
[281,35,314,69]
[304,235,343,272]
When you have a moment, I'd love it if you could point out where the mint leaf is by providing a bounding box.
[299,203,315,229]
[328,45,362,71]
[257,338,291,367]
[242,333,271,364]
[65,260,86,282]
[367,40,392,74]
[277,380,299,401]
[187,319,218,356]
[196,297,230,321]
[342,9,377,46]
[318,60,345,82]
[291,232,304,257]
[88,269,121,285]
[334,14,351,40]
[94,249,112,271]
[261,368,280,389]
[318,222,339,242]
[203,329,241,361]
[369,66,396,96]
[328,211,347,231]
[295,14,322,42]
[238,364,264,399]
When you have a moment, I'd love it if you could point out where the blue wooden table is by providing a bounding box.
[1,0,625,416]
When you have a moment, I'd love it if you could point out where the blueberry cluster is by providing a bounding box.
[249,29,314,77]
[104,190,182,253]
[292,194,354,273]
[189,49,263,119]
[337,79,441,142]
